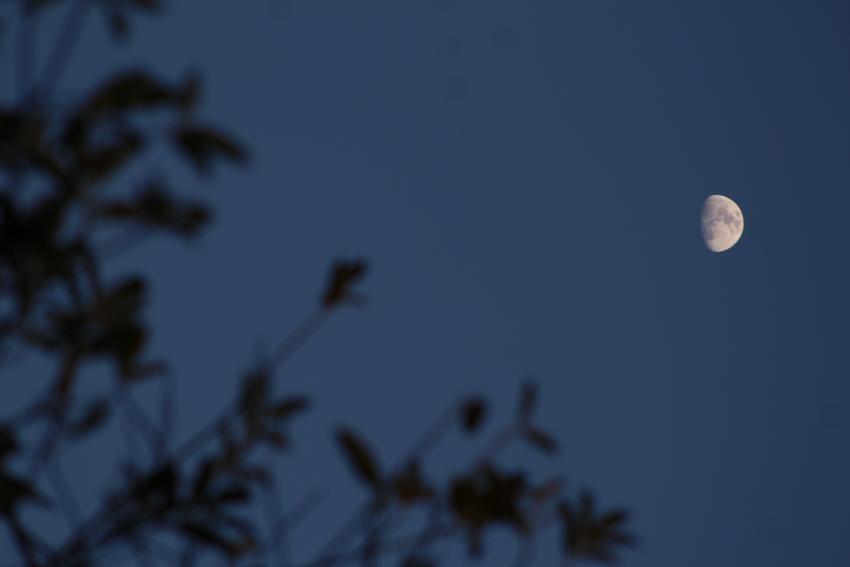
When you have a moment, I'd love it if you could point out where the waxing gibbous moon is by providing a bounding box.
[702,195,744,252]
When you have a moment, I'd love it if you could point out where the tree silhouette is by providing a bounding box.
[0,2,635,566]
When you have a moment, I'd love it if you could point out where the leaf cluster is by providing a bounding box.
[330,382,635,565]
[0,2,634,566]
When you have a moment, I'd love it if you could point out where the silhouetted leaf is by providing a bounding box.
[63,277,156,380]
[450,465,528,548]
[192,459,217,499]
[85,70,175,114]
[176,71,202,111]
[99,335,143,377]
[98,0,160,41]
[128,0,161,12]
[529,477,564,502]
[336,428,383,489]
[263,429,290,449]
[0,3,637,562]
[104,9,130,40]
[459,398,486,433]
[172,123,247,174]
[518,381,537,422]
[392,461,434,505]
[178,521,256,558]
[25,0,62,13]
[98,181,210,237]
[0,426,17,463]
[400,556,435,567]
[322,259,368,308]
[270,396,310,419]
[98,277,147,319]
[558,492,635,563]
[132,463,178,511]
[68,399,110,438]
[0,108,45,151]
[98,183,210,237]
[601,509,629,529]
[123,359,167,382]
[79,131,144,181]
[238,367,269,430]
[0,473,43,516]
[211,481,250,504]
[523,427,558,455]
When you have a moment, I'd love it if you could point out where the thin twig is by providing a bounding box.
[274,503,293,566]
[175,310,329,460]
[45,455,83,528]
[99,229,156,261]
[15,2,35,100]
[4,523,33,567]
[405,404,456,462]
[474,423,519,467]
[271,480,325,566]
[262,451,284,565]
[120,387,163,459]
[34,0,91,99]
[311,505,373,567]
[511,539,535,567]
[279,486,324,534]
[128,537,156,567]
[414,502,443,554]
[118,404,147,466]
[158,374,177,460]
[25,416,63,480]
[270,311,328,370]
[291,524,456,567]
[313,403,456,560]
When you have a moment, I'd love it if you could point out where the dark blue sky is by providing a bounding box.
[3,1,850,565]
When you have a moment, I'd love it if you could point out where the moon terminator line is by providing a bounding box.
[702,195,744,252]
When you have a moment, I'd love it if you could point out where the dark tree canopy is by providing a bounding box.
[0,2,634,566]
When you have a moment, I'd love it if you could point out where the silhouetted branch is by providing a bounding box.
[314,404,456,562]
[0,3,634,566]
[174,309,324,460]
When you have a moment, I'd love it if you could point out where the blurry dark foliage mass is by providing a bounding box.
[0,1,634,566]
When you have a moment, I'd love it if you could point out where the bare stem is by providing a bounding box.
[34,0,91,100]
[175,309,328,460]
[292,523,456,567]
[45,455,83,528]
[475,422,519,467]
[15,4,35,101]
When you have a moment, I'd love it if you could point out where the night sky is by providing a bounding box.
[2,1,850,566]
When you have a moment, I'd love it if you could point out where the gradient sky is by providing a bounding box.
[2,1,850,566]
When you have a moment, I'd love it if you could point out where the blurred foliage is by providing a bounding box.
[0,1,634,566]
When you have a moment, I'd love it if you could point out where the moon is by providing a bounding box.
[702,195,744,252]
